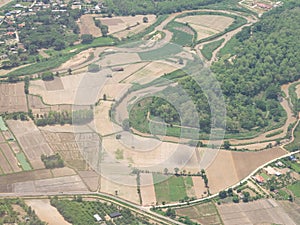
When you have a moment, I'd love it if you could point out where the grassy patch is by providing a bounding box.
[265,129,284,138]
[285,123,300,151]
[201,39,225,60]
[138,43,182,61]
[115,149,124,160]
[16,152,32,171]
[218,36,240,57]
[0,116,8,131]
[153,174,187,203]
[166,21,195,46]
[287,181,300,197]
[260,172,270,180]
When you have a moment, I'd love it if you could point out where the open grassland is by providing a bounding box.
[153,174,187,203]
[217,199,297,225]
[176,15,234,41]
[98,15,156,39]
[175,202,222,225]
[78,14,102,37]
[7,120,53,169]
[206,148,286,194]
[285,122,300,152]
[0,83,28,113]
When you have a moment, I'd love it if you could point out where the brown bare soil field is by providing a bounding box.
[78,14,102,37]
[206,148,286,194]
[279,200,300,223]
[7,120,53,169]
[217,199,297,225]
[98,15,156,39]
[110,62,149,83]
[0,132,4,142]
[51,167,76,178]
[0,148,13,174]
[0,83,28,113]
[0,169,53,192]
[93,101,122,136]
[13,175,88,193]
[78,170,100,191]
[100,175,140,204]
[192,176,207,199]
[140,173,156,206]
[2,130,13,140]
[123,61,180,85]
[175,202,222,225]
[9,141,21,154]
[26,199,71,225]
[42,131,101,171]
[44,77,64,91]
[98,83,131,101]
[0,142,21,172]
[176,15,234,41]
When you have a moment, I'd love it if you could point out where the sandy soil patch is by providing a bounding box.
[98,15,156,39]
[217,199,297,225]
[99,52,141,67]
[26,199,71,225]
[78,14,102,37]
[123,61,180,85]
[206,148,286,194]
[176,15,234,41]
[7,120,53,169]
[100,175,140,204]
[110,62,149,83]
[192,176,207,199]
[140,173,156,206]
[102,133,199,173]
[93,101,122,136]
[30,71,109,105]
[0,83,28,113]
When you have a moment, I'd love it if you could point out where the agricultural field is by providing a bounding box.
[0,83,28,113]
[175,202,222,225]
[176,15,234,40]
[287,181,300,197]
[206,148,286,194]
[78,14,102,37]
[98,15,156,39]
[140,173,156,206]
[217,199,297,225]
[26,199,71,225]
[7,119,53,169]
[166,21,195,46]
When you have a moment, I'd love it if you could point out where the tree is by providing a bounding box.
[223,141,231,150]
[122,119,130,131]
[233,195,239,203]
[41,71,54,81]
[174,167,179,175]
[143,16,149,23]
[81,34,93,44]
[53,39,65,50]
[165,208,176,219]
[68,68,72,75]
[227,188,233,196]
[164,168,168,175]
[219,191,227,199]
[242,191,250,202]
[203,174,208,187]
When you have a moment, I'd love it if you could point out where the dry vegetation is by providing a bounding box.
[176,15,234,40]
[78,14,102,37]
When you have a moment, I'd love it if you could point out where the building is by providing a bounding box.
[257,3,273,10]
[254,175,265,183]
[109,212,122,219]
[93,214,102,222]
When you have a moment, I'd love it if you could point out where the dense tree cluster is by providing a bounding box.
[18,9,81,53]
[41,153,64,169]
[103,0,223,15]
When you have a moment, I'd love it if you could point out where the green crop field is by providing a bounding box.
[153,174,188,203]
[166,21,195,46]
[201,38,224,60]
[16,152,32,171]
[287,181,300,197]
[138,43,182,61]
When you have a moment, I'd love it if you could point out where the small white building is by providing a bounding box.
[93,214,102,222]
